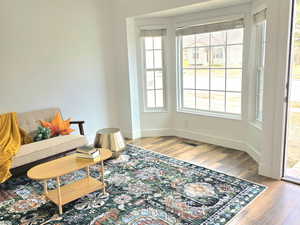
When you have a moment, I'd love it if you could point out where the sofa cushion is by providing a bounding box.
[12,135,87,168]
[18,108,61,136]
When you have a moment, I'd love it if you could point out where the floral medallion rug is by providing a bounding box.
[0,144,266,225]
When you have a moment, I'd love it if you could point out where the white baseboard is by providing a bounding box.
[137,128,261,164]
[173,128,246,151]
[122,128,142,139]
[141,128,174,137]
[245,144,261,164]
[122,130,133,139]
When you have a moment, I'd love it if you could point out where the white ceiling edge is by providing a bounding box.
[136,0,252,19]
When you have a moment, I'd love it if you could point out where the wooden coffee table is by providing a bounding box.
[27,148,112,214]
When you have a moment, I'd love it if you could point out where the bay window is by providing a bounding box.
[140,29,166,111]
[254,9,267,122]
[177,19,244,116]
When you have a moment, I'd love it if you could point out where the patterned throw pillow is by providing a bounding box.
[19,128,33,145]
[40,112,75,137]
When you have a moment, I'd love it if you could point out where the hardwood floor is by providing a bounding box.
[128,136,300,225]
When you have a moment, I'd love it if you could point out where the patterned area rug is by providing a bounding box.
[0,144,266,225]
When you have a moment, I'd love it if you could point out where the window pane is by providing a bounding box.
[183,35,195,48]
[196,90,209,110]
[196,69,209,89]
[179,28,244,115]
[210,91,225,112]
[255,22,266,120]
[227,69,242,92]
[146,50,154,69]
[145,37,153,50]
[196,33,209,46]
[155,71,163,89]
[211,69,225,90]
[147,90,155,108]
[226,92,241,114]
[143,33,165,110]
[196,47,210,68]
[146,71,155,89]
[227,45,243,68]
[227,29,243,45]
[211,31,226,45]
[211,47,225,67]
[183,90,195,109]
[154,50,162,69]
[156,90,164,107]
[183,48,196,68]
[257,110,263,121]
[183,69,195,89]
[153,37,162,49]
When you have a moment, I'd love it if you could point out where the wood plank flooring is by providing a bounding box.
[128,136,300,225]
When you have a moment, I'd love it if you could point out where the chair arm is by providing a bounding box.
[70,121,85,135]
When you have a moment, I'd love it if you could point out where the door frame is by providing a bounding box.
[281,0,300,183]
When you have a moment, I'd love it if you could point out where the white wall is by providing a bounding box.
[0,0,117,142]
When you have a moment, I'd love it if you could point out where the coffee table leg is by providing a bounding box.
[44,180,48,194]
[86,166,90,177]
[100,160,106,194]
[56,177,63,215]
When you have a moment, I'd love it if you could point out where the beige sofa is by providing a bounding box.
[12,108,88,169]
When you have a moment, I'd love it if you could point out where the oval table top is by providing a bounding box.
[27,148,112,180]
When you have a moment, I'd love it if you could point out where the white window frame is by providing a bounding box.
[176,29,244,120]
[255,20,267,122]
[141,34,167,112]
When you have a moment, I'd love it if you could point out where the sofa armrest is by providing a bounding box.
[70,121,85,135]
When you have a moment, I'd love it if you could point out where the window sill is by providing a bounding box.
[176,108,242,120]
[143,108,168,113]
[249,120,263,130]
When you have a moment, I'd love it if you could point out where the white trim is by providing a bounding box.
[245,143,261,163]
[251,3,267,16]
[174,13,247,29]
[249,120,262,130]
[140,29,167,37]
[135,127,261,164]
[259,0,292,179]
[254,21,266,122]
[176,18,244,36]
[140,128,174,137]
[176,109,242,120]
[176,27,244,117]
[253,8,267,24]
[140,30,168,112]
[173,128,246,151]
[122,129,133,139]
[122,129,142,140]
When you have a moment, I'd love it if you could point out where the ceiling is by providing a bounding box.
[137,0,251,19]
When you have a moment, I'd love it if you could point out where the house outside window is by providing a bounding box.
[176,19,244,117]
[254,9,267,122]
[140,29,167,111]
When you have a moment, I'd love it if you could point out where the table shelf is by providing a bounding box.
[46,176,104,205]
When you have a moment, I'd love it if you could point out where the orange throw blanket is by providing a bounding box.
[0,112,21,183]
